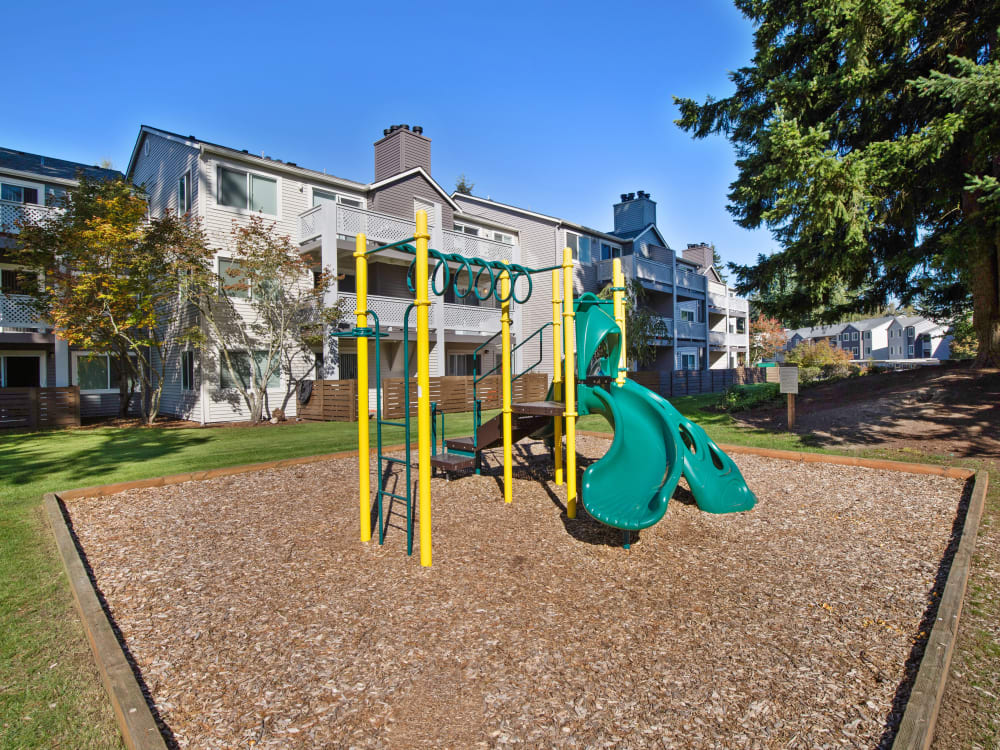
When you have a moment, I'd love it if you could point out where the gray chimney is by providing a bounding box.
[612,191,656,234]
[374,124,431,181]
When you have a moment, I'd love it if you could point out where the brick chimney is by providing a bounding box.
[612,191,656,234]
[374,124,431,181]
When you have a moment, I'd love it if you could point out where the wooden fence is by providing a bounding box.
[628,368,767,398]
[382,372,549,420]
[0,387,81,430]
[297,380,357,422]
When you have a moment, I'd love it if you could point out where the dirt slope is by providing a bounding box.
[738,364,1000,459]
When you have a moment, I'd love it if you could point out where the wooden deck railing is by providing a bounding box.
[0,386,81,430]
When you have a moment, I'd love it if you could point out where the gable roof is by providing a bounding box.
[370,166,460,211]
[126,125,366,191]
[0,146,122,184]
[613,223,669,249]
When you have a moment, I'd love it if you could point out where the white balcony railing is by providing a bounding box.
[707,280,727,297]
[728,297,749,314]
[337,292,414,329]
[0,293,48,330]
[709,330,727,347]
[336,206,414,246]
[298,204,323,243]
[443,302,501,334]
[0,201,58,234]
[441,229,513,264]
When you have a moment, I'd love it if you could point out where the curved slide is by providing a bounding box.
[568,294,756,532]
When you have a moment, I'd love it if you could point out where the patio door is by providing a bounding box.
[1,354,42,387]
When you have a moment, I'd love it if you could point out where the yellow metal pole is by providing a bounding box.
[613,259,627,387]
[500,263,513,504]
[415,210,433,566]
[551,269,563,485]
[355,232,371,543]
[562,247,577,519]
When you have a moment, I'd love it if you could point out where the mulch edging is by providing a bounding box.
[48,440,986,750]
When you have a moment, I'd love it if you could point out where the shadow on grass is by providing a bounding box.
[0,428,213,488]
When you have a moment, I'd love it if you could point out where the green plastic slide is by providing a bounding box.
[571,293,756,531]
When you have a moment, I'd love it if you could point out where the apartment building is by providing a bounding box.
[0,148,125,417]
[452,190,751,375]
[785,314,951,360]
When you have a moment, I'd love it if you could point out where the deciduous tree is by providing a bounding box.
[749,315,787,363]
[14,177,211,422]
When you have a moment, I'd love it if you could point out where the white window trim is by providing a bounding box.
[217,256,251,300]
[0,351,47,387]
[178,170,192,215]
[0,177,45,205]
[214,160,281,218]
[453,221,481,237]
[599,241,622,260]
[218,349,282,391]
[181,349,196,392]
[71,351,129,394]
[309,186,366,210]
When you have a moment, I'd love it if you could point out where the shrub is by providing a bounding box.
[719,382,781,411]
[785,339,853,368]
[798,366,822,384]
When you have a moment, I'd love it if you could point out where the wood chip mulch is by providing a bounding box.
[65,436,968,749]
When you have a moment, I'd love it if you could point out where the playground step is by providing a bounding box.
[511,400,565,416]
[430,453,475,472]
[446,412,552,456]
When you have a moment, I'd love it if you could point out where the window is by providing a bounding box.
[0,353,43,387]
[177,171,191,214]
[852,332,858,340]
[312,189,364,209]
[1,267,32,294]
[491,230,514,245]
[45,185,67,207]
[217,166,278,215]
[72,352,139,392]
[218,258,249,298]
[565,232,591,263]
[1,182,40,204]
[679,307,697,323]
[181,351,195,391]
[865,331,871,339]
[447,353,480,376]
[338,353,357,379]
[219,350,280,390]
[908,345,914,356]
[453,222,480,237]
[677,352,698,370]
[600,242,622,260]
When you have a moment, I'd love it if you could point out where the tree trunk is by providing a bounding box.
[970,232,1000,368]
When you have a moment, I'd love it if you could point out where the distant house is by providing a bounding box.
[0,147,125,416]
[784,314,951,361]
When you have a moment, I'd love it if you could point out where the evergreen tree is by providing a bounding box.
[675,1,1000,366]
[455,174,475,195]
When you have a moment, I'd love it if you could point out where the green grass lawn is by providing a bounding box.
[1,395,996,748]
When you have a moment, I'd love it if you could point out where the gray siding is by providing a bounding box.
[370,173,454,228]
[131,132,200,218]
[454,196,561,376]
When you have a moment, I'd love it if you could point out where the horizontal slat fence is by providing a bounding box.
[297,380,357,422]
[0,387,80,430]
[382,372,548,420]
[627,368,767,398]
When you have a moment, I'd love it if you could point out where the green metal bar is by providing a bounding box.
[403,302,416,556]
[367,309,385,546]
[364,238,416,256]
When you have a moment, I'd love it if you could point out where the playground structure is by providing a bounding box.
[335,210,756,567]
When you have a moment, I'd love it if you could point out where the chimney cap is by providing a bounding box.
[413,125,423,135]
[620,193,629,202]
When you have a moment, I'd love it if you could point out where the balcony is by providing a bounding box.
[441,229,512,264]
[651,316,673,342]
[0,201,59,234]
[675,268,706,293]
[443,302,501,335]
[300,205,514,264]
[338,292,413,329]
[728,297,749,315]
[0,293,49,331]
[675,319,705,339]
[709,330,727,348]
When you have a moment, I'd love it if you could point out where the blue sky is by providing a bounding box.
[4,0,776,269]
